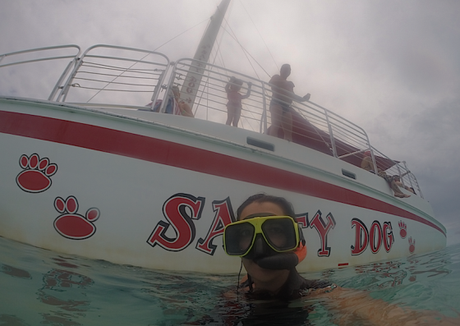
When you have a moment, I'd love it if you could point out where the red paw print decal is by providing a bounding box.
[16,153,58,193]
[408,237,415,254]
[398,221,407,239]
[53,196,100,240]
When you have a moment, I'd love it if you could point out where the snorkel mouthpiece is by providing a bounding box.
[255,252,299,270]
[244,234,300,270]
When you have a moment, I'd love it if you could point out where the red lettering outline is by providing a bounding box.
[369,221,382,254]
[295,213,309,228]
[309,210,336,257]
[196,197,235,255]
[351,218,369,256]
[147,193,205,251]
[383,221,394,253]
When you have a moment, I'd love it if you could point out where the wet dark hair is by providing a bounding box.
[236,193,296,220]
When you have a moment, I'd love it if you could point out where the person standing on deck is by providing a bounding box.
[268,64,311,141]
[225,76,252,127]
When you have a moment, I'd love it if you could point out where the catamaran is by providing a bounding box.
[0,0,445,273]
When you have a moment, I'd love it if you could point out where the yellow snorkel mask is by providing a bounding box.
[223,216,302,257]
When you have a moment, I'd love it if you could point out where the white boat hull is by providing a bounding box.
[0,97,446,273]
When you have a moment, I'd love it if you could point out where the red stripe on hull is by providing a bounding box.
[0,109,445,236]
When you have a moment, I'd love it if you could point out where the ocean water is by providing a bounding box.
[1,236,459,326]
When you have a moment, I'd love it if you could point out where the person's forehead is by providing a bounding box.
[239,202,284,220]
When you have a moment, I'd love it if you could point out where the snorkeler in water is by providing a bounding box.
[219,193,460,325]
[223,193,333,300]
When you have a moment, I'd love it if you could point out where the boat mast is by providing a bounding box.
[179,0,231,107]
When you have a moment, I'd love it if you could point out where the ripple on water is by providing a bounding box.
[1,237,460,325]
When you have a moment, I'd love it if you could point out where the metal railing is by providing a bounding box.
[0,44,422,197]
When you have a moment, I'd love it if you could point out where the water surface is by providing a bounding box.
[1,236,459,325]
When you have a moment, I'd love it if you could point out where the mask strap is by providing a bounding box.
[247,274,254,292]
[298,224,306,246]
[236,259,243,301]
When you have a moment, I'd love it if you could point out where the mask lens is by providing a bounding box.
[262,218,297,251]
[224,222,255,256]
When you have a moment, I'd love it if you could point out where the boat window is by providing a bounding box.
[342,169,356,180]
[247,137,275,151]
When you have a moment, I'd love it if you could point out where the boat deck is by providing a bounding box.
[0,44,421,196]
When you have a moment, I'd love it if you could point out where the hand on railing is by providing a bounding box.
[302,93,311,101]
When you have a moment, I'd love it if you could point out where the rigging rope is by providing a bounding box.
[220,21,264,80]
[238,0,279,74]
[152,18,210,52]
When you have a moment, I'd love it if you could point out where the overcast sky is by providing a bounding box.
[1,0,459,245]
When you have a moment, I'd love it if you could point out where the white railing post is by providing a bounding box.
[260,82,268,134]
[56,58,84,102]
[325,110,338,158]
[149,65,171,112]
[48,57,79,101]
